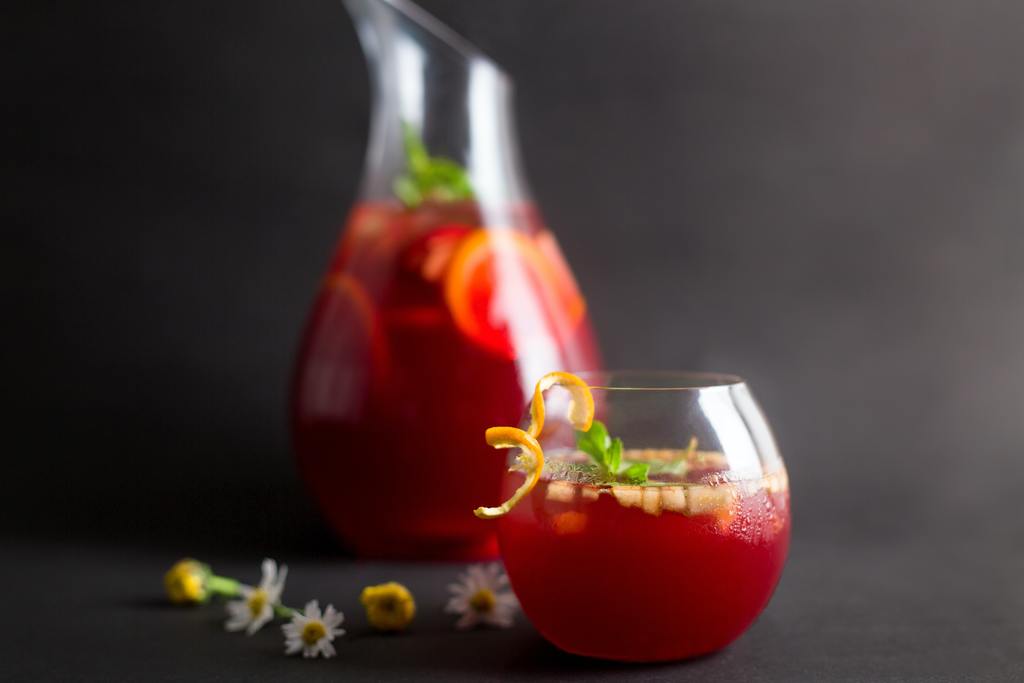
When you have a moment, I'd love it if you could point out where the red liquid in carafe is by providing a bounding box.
[291,201,600,559]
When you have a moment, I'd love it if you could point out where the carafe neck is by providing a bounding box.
[345,0,532,215]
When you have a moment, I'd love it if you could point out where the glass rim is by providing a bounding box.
[572,370,745,391]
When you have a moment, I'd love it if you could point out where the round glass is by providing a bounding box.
[496,371,790,662]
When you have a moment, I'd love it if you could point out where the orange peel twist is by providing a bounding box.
[474,372,595,519]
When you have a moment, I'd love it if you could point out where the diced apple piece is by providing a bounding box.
[686,484,735,517]
[545,480,578,504]
[611,486,674,516]
[612,486,643,509]
[580,485,600,502]
[659,487,687,513]
[642,487,662,516]
[625,448,692,463]
[693,451,728,469]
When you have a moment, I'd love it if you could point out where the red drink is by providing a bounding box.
[497,451,790,661]
[290,201,600,559]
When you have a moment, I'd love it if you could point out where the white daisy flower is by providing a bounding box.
[445,563,518,630]
[282,600,345,659]
[225,558,288,635]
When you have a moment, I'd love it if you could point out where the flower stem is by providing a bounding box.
[206,575,241,598]
[202,568,293,618]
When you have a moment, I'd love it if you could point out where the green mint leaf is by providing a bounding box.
[424,157,468,182]
[402,121,430,175]
[575,421,652,485]
[575,420,620,480]
[394,122,475,207]
[393,176,422,208]
[622,462,650,485]
[588,421,610,451]
[607,437,623,475]
[575,425,607,469]
[647,458,690,478]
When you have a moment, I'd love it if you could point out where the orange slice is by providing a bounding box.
[400,224,472,282]
[298,272,390,405]
[473,427,544,519]
[534,230,587,325]
[527,371,595,438]
[444,229,587,358]
[321,272,375,323]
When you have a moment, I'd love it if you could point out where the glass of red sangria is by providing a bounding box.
[475,371,790,662]
[290,0,600,560]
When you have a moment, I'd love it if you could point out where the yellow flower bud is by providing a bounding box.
[164,558,208,604]
[360,582,416,631]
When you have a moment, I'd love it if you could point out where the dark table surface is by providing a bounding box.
[4,530,1021,682]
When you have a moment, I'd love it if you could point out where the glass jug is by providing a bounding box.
[290,0,601,559]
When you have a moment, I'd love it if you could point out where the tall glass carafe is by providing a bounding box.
[290,0,601,559]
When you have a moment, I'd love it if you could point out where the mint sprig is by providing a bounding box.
[621,462,651,485]
[574,420,650,485]
[393,122,475,208]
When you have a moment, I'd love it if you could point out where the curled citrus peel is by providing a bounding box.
[473,427,544,519]
[474,371,595,519]
[527,371,595,438]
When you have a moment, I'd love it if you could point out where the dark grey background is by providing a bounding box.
[5,0,1024,680]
